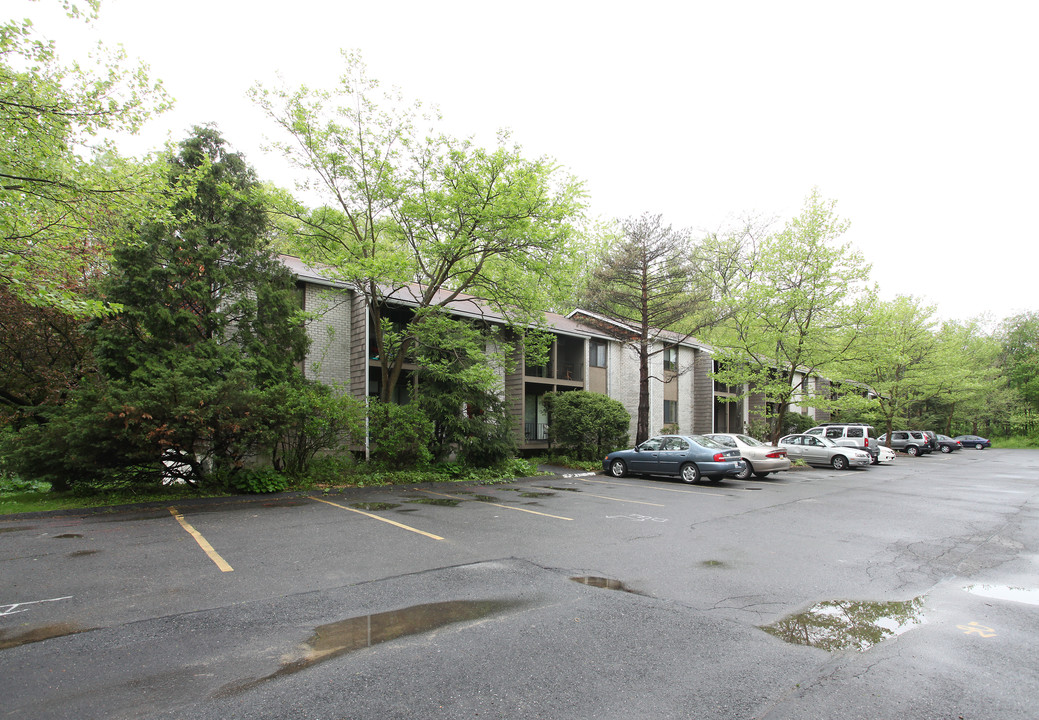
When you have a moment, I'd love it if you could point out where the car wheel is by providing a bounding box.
[753,471,771,479]
[940,445,951,453]
[831,455,848,470]
[734,460,752,480]
[609,459,627,478]
[975,443,984,450]
[680,463,701,484]
[907,445,919,456]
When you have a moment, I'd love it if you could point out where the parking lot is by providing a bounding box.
[2,449,1038,719]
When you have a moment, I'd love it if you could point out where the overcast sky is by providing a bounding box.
[17,0,1038,325]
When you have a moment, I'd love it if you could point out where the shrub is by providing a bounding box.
[368,400,434,469]
[231,468,290,494]
[270,382,366,479]
[546,391,630,461]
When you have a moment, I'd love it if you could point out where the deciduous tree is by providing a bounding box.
[251,52,584,404]
[1,0,170,316]
[708,190,873,442]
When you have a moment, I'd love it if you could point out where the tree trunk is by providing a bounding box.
[636,342,650,445]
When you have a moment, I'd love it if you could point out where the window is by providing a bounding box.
[664,346,678,372]
[590,340,607,368]
[664,400,678,425]
[662,437,688,451]
[825,428,842,439]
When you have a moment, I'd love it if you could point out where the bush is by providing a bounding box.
[368,400,434,469]
[546,391,630,461]
[270,382,366,479]
[230,468,290,494]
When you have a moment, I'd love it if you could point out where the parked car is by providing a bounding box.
[935,434,962,453]
[778,434,872,470]
[805,423,880,464]
[603,435,745,484]
[954,435,991,449]
[704,433,791,479]
[877,445,896,463]
[877,431,933,456]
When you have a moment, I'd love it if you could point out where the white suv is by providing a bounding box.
[805,423,880,464]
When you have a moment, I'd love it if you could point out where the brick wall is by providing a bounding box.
[302,284,352,391]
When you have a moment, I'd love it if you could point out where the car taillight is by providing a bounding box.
[864,437,871,447]
[766,451,786,458]
[714,453,727,462]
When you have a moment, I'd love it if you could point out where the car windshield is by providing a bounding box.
[690,435,726,449]
[736,434,765,447]
[818,436,838,447]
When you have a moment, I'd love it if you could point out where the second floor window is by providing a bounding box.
[590,340,607,368]
[664,346,678,372]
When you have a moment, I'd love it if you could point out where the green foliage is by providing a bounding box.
[230,468,290,494]
[252,51,584,404]
[270,382,366,479]
[368,400,434,469]
[999,312,1039,435]
[412,313,516,467]
[2,127,312,493]
[1,1,171,316]
[546,391,630,461]
[708,190,873,441]
[782,412,816,435]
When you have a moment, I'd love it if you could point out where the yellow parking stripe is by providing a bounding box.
[168,507,234,572]
[581,477,729,498]
[311,497,444,540]
[418,490,573,521]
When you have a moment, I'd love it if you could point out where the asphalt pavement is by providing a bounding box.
[2,449,1037,719]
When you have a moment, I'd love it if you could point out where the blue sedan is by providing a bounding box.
[954,434,991,449]
[603,435,745,484]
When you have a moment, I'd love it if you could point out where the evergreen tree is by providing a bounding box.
[85,126,309,487]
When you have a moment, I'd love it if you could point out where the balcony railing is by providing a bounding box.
[524,422,550,442]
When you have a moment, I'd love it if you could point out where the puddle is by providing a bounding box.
[519,492,555,498]
[760,596,926,651]
[0,623,90,650]
[546,487,581,492]
[569,576,642,594]
[348,502,401,512]
[217,599,524,697]
[68,550,99,558]
[471,495,501,503]
[964,584,1039,606]
[406,498,460,507]
[53,534,83,539]
[0,526,34,534]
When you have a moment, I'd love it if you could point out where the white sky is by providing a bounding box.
[15,0,1038,324]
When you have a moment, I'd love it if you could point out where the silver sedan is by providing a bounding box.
[778,433,872,470]
[704,433,791,479]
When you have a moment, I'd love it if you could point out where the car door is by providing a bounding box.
[657,436,688,475]
[629,436,663,473]
[803,436,829,464]
[782,436,804,460]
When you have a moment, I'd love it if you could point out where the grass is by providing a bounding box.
[0,482,233,516]
[990,435,1039,449]
[0,456,554,516]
